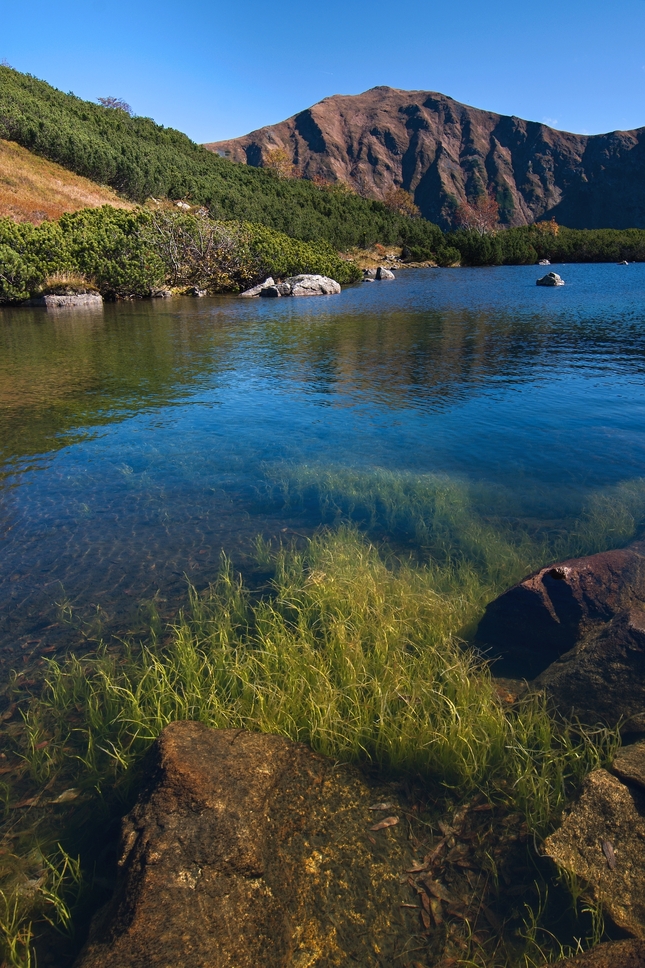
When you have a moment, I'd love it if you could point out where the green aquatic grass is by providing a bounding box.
[24,527,617,832]
[4,465,642,967]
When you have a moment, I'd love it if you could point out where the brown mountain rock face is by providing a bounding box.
[204,87,645,230]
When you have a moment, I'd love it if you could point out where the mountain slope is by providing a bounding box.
[0,138,133,223]
[0,68,441,250]
[205,87,645,230]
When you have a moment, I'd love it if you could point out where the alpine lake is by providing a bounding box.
[2,263,645,967]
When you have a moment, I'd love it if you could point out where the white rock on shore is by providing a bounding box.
[240,274,340,297]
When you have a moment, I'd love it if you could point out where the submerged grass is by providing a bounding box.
[2,465,642,965]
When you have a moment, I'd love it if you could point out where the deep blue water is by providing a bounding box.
[1,264,645,661]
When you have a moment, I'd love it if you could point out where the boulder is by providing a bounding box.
[363,268,377,280]
[239,277,275,297]
[74,723,413,968]
[259,285,282,297]
[283,274,341,296]
[28,293,103,309]
[476,542,645,678]
[550,940,645,967]
[612,739,645,788]
[187,287,206,297]
[536,608,645,727]
[543,769,645,938]
[536,271,565,286]
[376,266,395,280]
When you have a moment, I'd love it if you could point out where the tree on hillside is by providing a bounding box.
[263,146,299,179]
[98,96,132,115]
[455,193,499,235]
[384,186,420,218]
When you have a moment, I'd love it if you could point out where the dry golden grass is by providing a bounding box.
[0,139,133,224]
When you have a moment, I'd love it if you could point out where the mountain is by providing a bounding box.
[204,87,645,230]
[0,68,441,251]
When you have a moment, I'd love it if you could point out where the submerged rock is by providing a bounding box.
[611,739,645,788]
[536,271,565,286]
[544,769,645,938]
[74,722,412,968]
[476,541,645,678]
[552,940,645,967]
[536,607,645,727]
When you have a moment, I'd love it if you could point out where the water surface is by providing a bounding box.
[2,264,645,663]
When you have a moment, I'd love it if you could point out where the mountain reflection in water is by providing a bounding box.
[1,264,645,665]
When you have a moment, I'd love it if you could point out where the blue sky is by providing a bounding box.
[2,0,645,143]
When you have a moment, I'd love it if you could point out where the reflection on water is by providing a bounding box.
[1,265,645,665]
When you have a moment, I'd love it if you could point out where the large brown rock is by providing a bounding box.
[204,86,645,230]
[74,723,414,968]
[543,769,645,938]
[551,940,645,967]
[476,542,645,678]
[536,608,645,727]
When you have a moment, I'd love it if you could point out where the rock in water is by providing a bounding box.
[476,541,645,678]
[536,607,645,727]
[376,266,395,280]
[284,274,341,296]
[552,940,645,967]
[74,723,412,968]
[239,277,275,297]
[536,271,565,286]
[363,268,377,280]
[544,769,645,939]
[28,293,103,309]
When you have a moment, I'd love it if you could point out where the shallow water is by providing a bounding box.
[1,264,645,662]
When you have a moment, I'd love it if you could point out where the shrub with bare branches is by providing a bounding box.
[454,193,499,235]
[141,210,258,292]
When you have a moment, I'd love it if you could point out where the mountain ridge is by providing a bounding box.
[204,86,645,230]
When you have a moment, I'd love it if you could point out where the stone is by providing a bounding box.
[536,271,565,286]
[150,289,172,298]
[376,266,395,280]
[536,608,645,727]
[187,287,206,297]
[612,739,645,789]
[538,259,551,266]
[175,201,191,210]
[28,293,103,309]
[543,769,645,938]
[363,268,377,280]
[259,285,281,297]
[475,541,645,678]
[239,277,275,297]
[74,723,414,968]
[283,274,341,296]
[551,940,645,967]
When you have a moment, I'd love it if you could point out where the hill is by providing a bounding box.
[205,86,645,230]
[0,137,133,223]
[0,68,441,252]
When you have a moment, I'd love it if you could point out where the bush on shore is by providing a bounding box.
[0,206,361,303]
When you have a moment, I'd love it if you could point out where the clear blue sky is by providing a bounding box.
[2,0,645,143]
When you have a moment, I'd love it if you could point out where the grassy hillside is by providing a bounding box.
[0,137,133,223]
[0,67,443,252]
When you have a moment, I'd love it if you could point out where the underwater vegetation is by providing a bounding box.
[2,467,645,966]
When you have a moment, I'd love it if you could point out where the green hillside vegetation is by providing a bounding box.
[0,206,361,302]
[0,66,443,253]
[449,225,645,266]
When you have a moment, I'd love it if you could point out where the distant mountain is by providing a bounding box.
[205,87,645,230]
